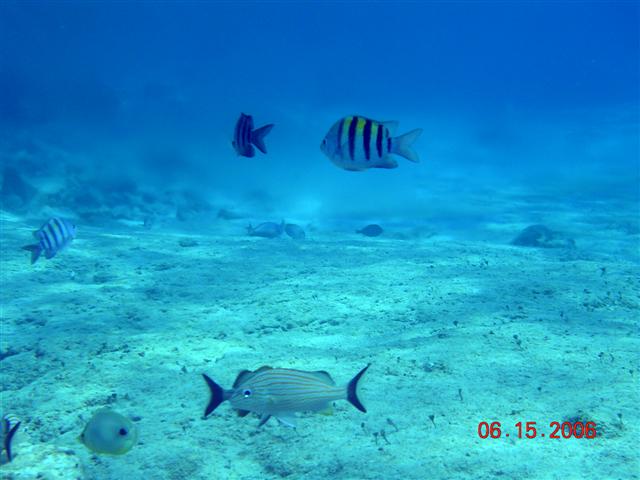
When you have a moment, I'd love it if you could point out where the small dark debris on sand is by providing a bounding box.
[357,224,384,237]
[179,238,199,248]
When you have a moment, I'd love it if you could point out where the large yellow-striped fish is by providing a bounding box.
[202,364,369,428]
[321,115,422,171]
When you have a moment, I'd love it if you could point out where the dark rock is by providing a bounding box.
[511,224,575,248]
[357,224,384,237]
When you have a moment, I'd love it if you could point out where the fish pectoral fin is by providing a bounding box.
[258,414,272,427]
[275,413,298,428]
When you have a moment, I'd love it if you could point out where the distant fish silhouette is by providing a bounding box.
[232,113,274,158]
[246,221,284,238]
[284,223,306,239]
[22,217,77,264]
[356,224,383,237]
[321,115,422,171]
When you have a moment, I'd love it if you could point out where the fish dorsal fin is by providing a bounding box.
[234,366,273,387]
[307,370,336,385]
[254,365,273,373]
[380,120,399,135]
[232,370,253,388]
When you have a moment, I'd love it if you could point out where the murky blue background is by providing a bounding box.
[2,2,637,224]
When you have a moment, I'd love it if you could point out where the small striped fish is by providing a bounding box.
[2,414,21,463]
[202,364,369,428]
[22,217,77,264]
[232,113,274,158]
[321,115,422,171]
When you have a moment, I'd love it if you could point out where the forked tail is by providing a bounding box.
[346,364,370,413]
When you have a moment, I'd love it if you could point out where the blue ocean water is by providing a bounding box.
[1,2,638,479]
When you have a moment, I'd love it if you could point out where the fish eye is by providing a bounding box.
[243,389,252,398]
[119,428,128,436]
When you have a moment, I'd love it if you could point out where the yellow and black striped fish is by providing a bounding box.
[202,364,369,428]
[320,115,422,171]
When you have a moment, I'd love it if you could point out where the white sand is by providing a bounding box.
[1,212,638,479]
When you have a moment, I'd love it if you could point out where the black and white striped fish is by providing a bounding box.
[22,217,77,264]
[232,113,274,158]
[1,414,21,463]
[321,115,422,171]
[202,364,369,428]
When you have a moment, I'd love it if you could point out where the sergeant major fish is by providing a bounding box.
[1,414,21,463]
[232,113,274,158]
[321,115,422,171]
[202,364,370,428]
[22,217,77,264]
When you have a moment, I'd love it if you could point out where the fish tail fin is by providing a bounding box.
[251,124,274,154]
[22,244,42,264]
[346,364,370,413]
[391,128,422,163]
[202,374,228,417]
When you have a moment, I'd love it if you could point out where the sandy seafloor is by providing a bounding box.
[0,197,639,480]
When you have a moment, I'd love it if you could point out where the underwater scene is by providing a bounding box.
[0,2,639,479]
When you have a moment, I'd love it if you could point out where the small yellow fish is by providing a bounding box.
[79,409,137,455]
